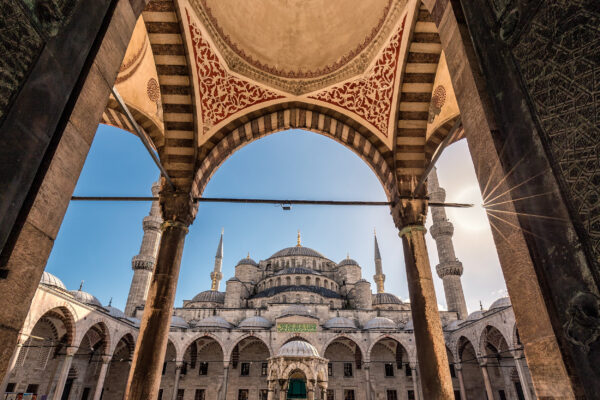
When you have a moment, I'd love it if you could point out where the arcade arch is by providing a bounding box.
[103,334,135,400]
[369,337,414,399]
[458,336,486,400]
[178,336,225,400]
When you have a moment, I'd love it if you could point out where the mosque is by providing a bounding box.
[0,171,534,400]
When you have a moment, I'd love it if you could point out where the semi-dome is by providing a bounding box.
[324,317,357,329]
[69,290,102,307]
[364,317,397,330]
[171,315,189,329]
[278,340,319,357]
[337,258,359,267]
[236,257,259,267]
[105,306,125,319]
[269,246,326,259]
[238,316,272,329]
[194,316,233,329]
[372,293,403,305]
[279,305,313,318]
[490,297,511,310]
[275,267,322,276]
[40,271,67,291]
[192,290,225,303]
[466,310,485,321]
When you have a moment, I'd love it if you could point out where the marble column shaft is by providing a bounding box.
[92,355,111,400]
[411,366,421,400]
[221,366,229,400]
[171,361,183,400]
[456,364,467,400]
[514,355,532,400]
[480,362,494,400]
[124,190,195,400]
[51,347,76,400]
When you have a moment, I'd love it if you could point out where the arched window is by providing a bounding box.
[282,295,287,303]
[316,278,321,287]
[295,295,301,303]
[286,277,291,285]
[310,295,315,303]
[295,276,301,286]
[277,277,281,286]
[306,277,311,285]
[324,279,328,288]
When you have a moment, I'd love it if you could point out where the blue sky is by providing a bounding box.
[45,125,506,314]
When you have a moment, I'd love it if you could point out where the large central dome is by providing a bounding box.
[268,246,326,259]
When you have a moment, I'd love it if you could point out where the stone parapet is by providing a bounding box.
[132,254,155,271]
[436,260,463,278]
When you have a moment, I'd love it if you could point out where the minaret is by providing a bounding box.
[125,181,163,317]
[210,229,224,291]
[428,167,468,319]
[373,230,386,293]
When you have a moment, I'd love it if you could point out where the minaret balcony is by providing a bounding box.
[142,215,162,231]
[436,260,463,278]
[429,220,454,239]
[428,187,446,203]
[132,254,156,270]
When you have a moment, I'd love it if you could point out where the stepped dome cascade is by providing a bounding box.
[40,271,67,291]
[192,290,225,303]
[69,290,102,307]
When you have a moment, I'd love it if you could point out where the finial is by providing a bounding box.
[374,227,376,235]
[221,227,224,235]
[479,300,483,311]
[347,253,350,259]
[78,280,84,291]
[297,230,301,247]
[247,252,250,259]
[108,297,112,307]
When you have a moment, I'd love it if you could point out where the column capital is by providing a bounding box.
[174,360,184,369]
[454,362,463,371]
[159,188,196,227]
[391,197,428,229]
[101,355,112,364]
[477,357,488,367]
[65,346,78,357]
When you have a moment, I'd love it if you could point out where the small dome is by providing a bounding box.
[194,316,233,329]
[192,290,225,303]
[324,317,357,329]
[238,316,272,329]
[372,293,403,305]
[236,257,259,267]
[69,290,102,307]
[280,305,312,318]
[171,315,189,329]
[40,271,67,290]
[445,320,464,331]
[365,317,397,330]
[278,340,319,357]
[126,317,141,327]
[466,311,485,321]
[269,246,326,259]
[105,306,125,319]
[275,267,322,276]
[338,258,359,267]
[490,297,511,310]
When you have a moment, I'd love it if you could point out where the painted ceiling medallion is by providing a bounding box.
[308,17,406,137]
[186,11,284,133]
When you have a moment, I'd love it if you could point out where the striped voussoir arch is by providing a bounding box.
[395,2,441,191]
[143,0,196,190]
[424,115,463,162]
[192,105,398,199]
[101,101,165,150]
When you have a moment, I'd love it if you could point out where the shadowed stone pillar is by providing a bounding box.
[514,352,532,400]
[124,189,196,400]
[52,346,77,400]
[220,365,230,400]
[171,361,183,400]
[392,198,454,399]
[455,364,467,400]
[0,334,26,393]
[410,364,421,400]
[364,364,372,400]
[479,360,494,400]
[92,355,111,400]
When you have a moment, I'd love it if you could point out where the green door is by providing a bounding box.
[287,378,307,399]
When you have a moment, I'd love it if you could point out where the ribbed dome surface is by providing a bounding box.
[238,316,272,329]
[275,267,322,276]
[105,306,125,319]
[490,297,511,310]
[324,317,356,329]
[364,317,396,330]
[192,290,225,303]
[269,246,325,259]
[171,315,189,329]
[70,290,102,307]
[372,293,403,305]
[236,257,259,267]
[278,340,319,357]
[40,271,67,290]
[466,311,485,321]
[338,258,359,267]
[194,316,233,329]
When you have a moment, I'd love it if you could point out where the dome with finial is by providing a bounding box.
[267,232,328,259]
[236,254,258,267]
[372,293,403,305]
[40,271,67,291]
[191,290,225,303]
[338,254,359,267]
[69,290,102,307]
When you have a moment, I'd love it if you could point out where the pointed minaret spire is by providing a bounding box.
[211,230,224,291]
[297,230,301,247]
[373,230,386,293]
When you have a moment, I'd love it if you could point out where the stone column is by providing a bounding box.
[364,364,372,400]
[0,334,26,393]
[307,381,315,400]
[392,198,453,399]
[410,364,420,400]
[220,365,229,400]
[92,355,111,400]
[278,380,287,400]
[479,360,494,400]
[171,361,183,400]
[124,190,196,400]
[52,347,77,400]
[455,364,467,400]
[514,353,532,400]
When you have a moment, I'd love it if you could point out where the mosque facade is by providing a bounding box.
[0,175,534,400]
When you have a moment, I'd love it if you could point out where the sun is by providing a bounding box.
[448,185,489,232]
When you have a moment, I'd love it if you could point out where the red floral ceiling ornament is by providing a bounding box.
[308,16,406,138]
[186,10,284,133]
